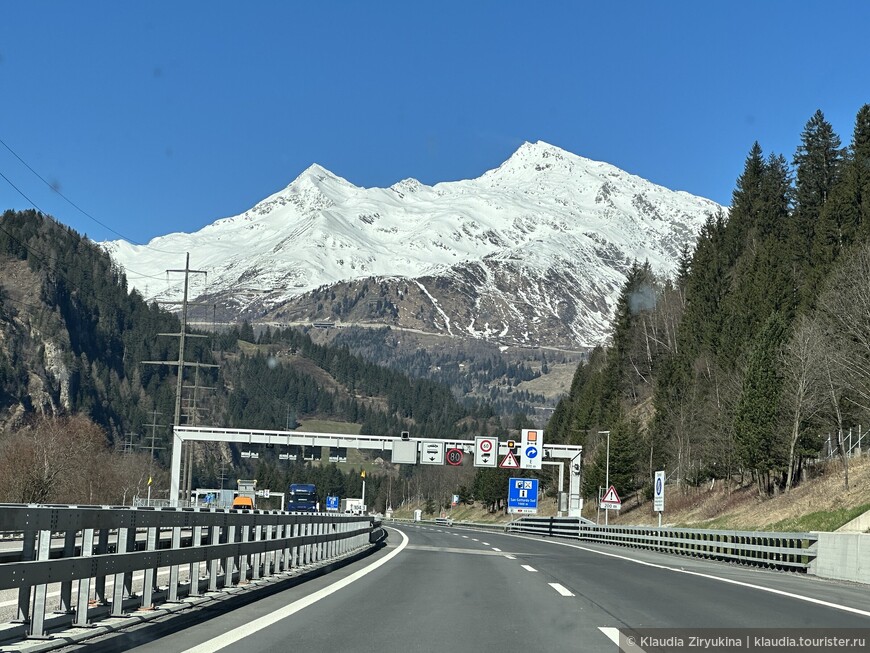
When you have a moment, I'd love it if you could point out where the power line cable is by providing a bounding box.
[0,135,188,256]
[0,166,175,283]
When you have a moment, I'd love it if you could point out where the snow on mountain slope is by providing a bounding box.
[102,141,723,348]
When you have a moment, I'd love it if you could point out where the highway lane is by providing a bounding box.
[64,524,870,652]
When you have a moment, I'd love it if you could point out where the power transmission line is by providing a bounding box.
[141,253,218,503]
[140,409,166,505]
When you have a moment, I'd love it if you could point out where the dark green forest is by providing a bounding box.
[547,105,870,502]
[328,326,549,414]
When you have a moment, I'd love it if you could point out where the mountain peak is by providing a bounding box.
[482,140,595,182]
[512,140,565,157]
[292,162,332,182]
[104,141,722,348]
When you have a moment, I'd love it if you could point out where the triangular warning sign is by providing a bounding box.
[499,451,520,468]
[601,485,621,505]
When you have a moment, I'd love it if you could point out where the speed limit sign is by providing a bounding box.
[474,437,498,467]
[446,448,463,466]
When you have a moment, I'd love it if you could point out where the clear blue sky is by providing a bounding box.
[1,1,868,244]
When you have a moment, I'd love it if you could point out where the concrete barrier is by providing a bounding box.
[836,509,870,533]
[809,532,870,583]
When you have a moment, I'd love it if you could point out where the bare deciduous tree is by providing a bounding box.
[0,415,152,504]
[779,314,827,491]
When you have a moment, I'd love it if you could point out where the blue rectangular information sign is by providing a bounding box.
[507,478,538,514]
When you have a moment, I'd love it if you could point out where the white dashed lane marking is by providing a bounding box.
[549,583,574,597]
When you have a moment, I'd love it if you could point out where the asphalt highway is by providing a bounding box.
[65,524,870,653]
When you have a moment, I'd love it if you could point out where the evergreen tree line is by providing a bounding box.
[548,105,870,501]
[332,326,543,386]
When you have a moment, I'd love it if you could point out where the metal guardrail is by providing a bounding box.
[386,517,509,532]
[506,517,818,572]
[0,504,382,643]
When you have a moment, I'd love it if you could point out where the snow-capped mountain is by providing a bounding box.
[102,141,723,348]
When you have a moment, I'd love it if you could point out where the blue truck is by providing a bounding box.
[286,483,318,512]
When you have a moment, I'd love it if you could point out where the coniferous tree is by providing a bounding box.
[733,312,788,494]
[792,110,843,306]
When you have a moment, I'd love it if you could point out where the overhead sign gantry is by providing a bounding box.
[170,426,584,516]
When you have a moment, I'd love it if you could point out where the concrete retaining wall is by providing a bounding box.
[810,532,870,583]
[836,509,870,533]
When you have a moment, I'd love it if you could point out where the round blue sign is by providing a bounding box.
[525,446,538,459]
[655,478,663,495]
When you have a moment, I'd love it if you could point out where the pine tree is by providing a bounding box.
[792,110,844,302]
[733,312,788,494]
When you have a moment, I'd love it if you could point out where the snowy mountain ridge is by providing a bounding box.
[102,141,723,348]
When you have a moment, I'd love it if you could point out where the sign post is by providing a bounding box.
[507,478,539,514]
[654,470,665,527]
[600,485,622,518]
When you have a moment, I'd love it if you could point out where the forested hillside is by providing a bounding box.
[548,105,870,502]
[0,211,499,503]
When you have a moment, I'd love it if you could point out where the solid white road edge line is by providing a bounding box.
[599,627,620,645]
[521,564,537,572]
[181,528,410,653]
[549,583,574,597]
[598,626,649,652]
[503,533,870,619]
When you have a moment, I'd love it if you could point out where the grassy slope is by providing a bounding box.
[392,456,870,532]
[606,455,870,532]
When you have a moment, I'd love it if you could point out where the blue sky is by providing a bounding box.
[1,1,869,244]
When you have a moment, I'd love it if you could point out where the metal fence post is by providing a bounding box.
[168,525,182,602]
[238,525,249,584]
[73,528,95,627]
[28,529,52,638]
[189,525,202,596]
[140,526,158,609]
[59,530,77,614]
[252,525,262,581]
[16,528,36,623]
[224,524,237,586]
[208,525,220,592]
[94,527,110,606]
[111,527,129,617]
[290,522,298,568]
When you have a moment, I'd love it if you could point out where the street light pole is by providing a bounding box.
[600,430,611,526]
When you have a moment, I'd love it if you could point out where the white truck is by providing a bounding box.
[342,498,366,515]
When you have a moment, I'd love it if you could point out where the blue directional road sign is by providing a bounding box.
[507,478,539,514]
[326,496,340,511]
[520,428,543,470]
